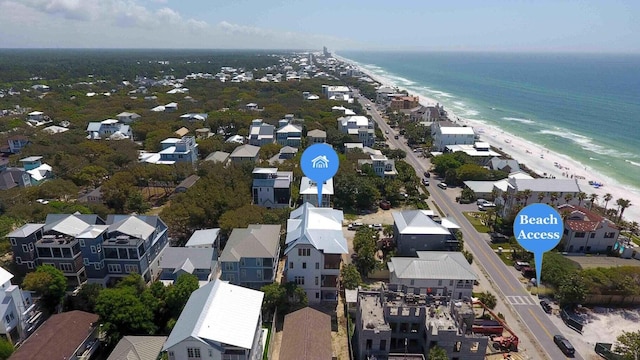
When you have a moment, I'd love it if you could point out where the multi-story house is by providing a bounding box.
[358,154,398,178]
[389,95,420,110]
[306,129,327,144]
[248,119,275,146]
[158,136,199,165]
[337,116,375,147]
[115,112,141,124]
[185,228,221,252]
[20,156,52,185]
[158,247,217,286]
[219,224,281,290]
[86,119,133,140]
[299,176,333,207]
[355,284,488,360]
[276,123,303,147]
[7,135,30,154]
[285,203,348,302]
[163,279,265,360]
[322,85,353,100]
[0,267,39,345]
[252,168,293,209]
[6,214,169,286]
[388,251,477,301]
[558,204,620,253]
[498,178,582,216]
[392,210,461,256]
[431,121,476,151]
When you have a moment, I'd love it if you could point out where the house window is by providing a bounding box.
[315,277,319,286]
[10,238,16,246]
[187,348,201,358]
[79,239,85,247]
[257,270,262,280]
[256,258,262,267]
[15,257,22,265]
[575,232,586,238]
[298,248,310,256]
[83,258,90,265]
[107,264,122,273]
[438,280,442,286]
[91,246,97,254]
[124,264,139,273]
[410,279,414,286]
[97,245,101,253]
[454,341,461,352]
[294,276,304,285]
[28,243,34,251]
[27,262,34,269]
[21,244,28,252]
[224,262,233,271]
[208,349,213,357]
[380,340,387,351]
[604,232,615,238]
[450,280,454,286]
[60,263,73,273]
[168,351,175,360]
[316,292,320,299]
[94,263,101,270]
[315,262,320,269]
[241,269,246,278]
[302,262,307,269]
[289,262,293,269]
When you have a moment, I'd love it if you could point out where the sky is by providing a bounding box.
[0,0,638,53]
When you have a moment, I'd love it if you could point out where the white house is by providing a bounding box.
[86,119,133,140]
[163,279,264,360]
[358,154,398,178]
[285,203,348,302]
[116,112,141,124]
[322,85,353,101]
[431,122,476,151]
[337,116,375,147]
[299,177,333,207]
[0,267,39,345]
[498,177,582,216]
[276,123,303,147]
[248,119,275,146]
[388,251,477,301]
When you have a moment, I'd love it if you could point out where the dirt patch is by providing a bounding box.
[566,255,640,269]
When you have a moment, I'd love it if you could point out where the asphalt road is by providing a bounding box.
[361,97,584,360]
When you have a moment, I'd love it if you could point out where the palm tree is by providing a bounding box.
[515,191,524,206]
[603,193,613,212]
[564,193,574,204]
[589,193,599,210]
[616,198,632,222]
[522,189,532,205]
[550,192,559,206]
[630,221,639,236]
[538,192,545,203]
[576,192,587,207]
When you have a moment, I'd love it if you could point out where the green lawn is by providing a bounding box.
[463,212,490,233]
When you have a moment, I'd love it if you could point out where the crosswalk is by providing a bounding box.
[506,295,537,306]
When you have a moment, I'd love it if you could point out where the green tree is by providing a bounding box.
[557,273,587,306]
[353,227,379,277]
[0,338,13,360]
[341,264,362,290]
[22,264,67,312]
[67,283,102,313]
[75,165,109,187]
[95,275,158,345]
[260,283,286,318]
[477,291,497,316]
[428,345,448,360]
[284,282,308,311]
[101,171,137,212]
[614,330,640,360]
[603,193,613,212]
[165,274,199,319]
[616,198,632,222]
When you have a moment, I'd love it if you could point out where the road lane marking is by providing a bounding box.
[507,296,537,306]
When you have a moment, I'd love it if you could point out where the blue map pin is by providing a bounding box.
[513,203,563,287]
[300,143,339,207]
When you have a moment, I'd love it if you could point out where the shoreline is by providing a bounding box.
[335,53,640,224]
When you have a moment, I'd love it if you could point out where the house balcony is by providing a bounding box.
[323,254,342,270]
[321,275,339,289]
[78,337,100,360]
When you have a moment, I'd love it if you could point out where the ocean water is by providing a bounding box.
[337,51,640,192]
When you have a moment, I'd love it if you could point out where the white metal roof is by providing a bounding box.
[185,229,220,247]
[299,177,334,195]
[392,210,451,235]
[438,127,475,135]
[388,251,477,281]
[285,203,347,255]
[163,280,263,351]
[0,267,14,285]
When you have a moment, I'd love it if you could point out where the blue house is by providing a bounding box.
[159,136,199,165]
[219,224,281,290]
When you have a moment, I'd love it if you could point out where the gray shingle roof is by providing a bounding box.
[388,251,477,281]
[230,144,260,158]
[219,224,281,262]
[107,336,167,360]
[158,247,215,270]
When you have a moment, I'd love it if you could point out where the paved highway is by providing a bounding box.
[360,96,583,360]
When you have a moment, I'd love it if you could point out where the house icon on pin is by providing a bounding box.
[311,155,329,169]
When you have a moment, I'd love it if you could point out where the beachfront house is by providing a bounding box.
[162,279,264,360]
[558,204,620,254]
[498,178,582,216]
[392,210,461,256]
[431,121,476,151]
[375,85,397,104]
[389,95,420,110]
[285,203,348,302]
[388,251,478,300]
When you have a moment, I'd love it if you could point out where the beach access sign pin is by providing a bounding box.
[301,143,339,206]
[513,203,563,287]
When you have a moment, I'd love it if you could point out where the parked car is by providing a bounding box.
[477,199,490,206]
[553,335,575,357]
[369,224,383,231]
[379,201,391,210]
[423,171,431,178]
[422,178,430,186]
[514,261,530,270]
[394,135,399,139]
[437,182,448,190]
[540,300,552,314]
[348,222,364,231]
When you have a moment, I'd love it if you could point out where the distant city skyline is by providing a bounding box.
[0,0,638,53]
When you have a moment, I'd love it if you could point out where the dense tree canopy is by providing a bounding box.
[22,265,67,312]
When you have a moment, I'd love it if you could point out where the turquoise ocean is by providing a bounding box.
[337,51,640,193]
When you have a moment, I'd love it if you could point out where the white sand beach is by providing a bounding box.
[342,56,640,224]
